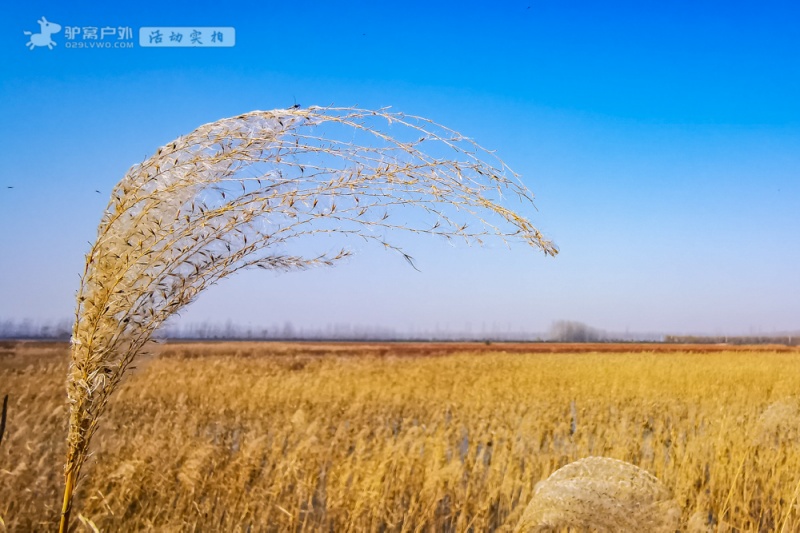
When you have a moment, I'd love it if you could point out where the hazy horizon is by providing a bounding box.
[2,316,798,343]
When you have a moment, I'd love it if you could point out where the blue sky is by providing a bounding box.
[1,1,799,337]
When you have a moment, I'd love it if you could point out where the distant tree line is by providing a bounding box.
[664,335,799,346]
[157,320,545,342]
[547,320,607,342]
[3,317,793,344]
[1,317,541,342]
[0,319,71,340]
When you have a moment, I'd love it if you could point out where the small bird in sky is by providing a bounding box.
[6,186,13,189]
[95,190,101,194]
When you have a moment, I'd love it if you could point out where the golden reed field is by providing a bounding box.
[2,340,800,532]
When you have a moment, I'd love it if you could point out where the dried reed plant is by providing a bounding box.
[754,399,800,447]
[59,106,556,530]
[513,456,680,532]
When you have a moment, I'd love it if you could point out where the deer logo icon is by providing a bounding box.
[24,17,62,50]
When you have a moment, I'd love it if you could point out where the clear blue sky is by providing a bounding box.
[1,1,799,337]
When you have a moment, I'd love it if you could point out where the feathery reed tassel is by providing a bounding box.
[514,456,680,532]
[60,106,556,530]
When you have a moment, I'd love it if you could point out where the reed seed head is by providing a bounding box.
[62,106,557,522]
[514,456,680,533]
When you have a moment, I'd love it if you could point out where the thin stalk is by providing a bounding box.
[59,467,76,533]
[779,476,800,533]
[0,394,7,448]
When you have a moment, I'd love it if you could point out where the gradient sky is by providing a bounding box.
[1,1,799,336]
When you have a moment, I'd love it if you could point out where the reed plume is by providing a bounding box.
[514,456,680,532]
[754,399,800,447]
[60,106,556,530]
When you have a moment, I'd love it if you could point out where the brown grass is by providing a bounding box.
[3,341,800,531]
[157,340,800,357]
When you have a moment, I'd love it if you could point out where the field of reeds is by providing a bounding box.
[3,340,800,531]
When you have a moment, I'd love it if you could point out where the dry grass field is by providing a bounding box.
[2,340,800,531]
